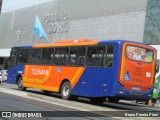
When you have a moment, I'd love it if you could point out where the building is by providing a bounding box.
[0,0,159,69]
[0,0,2,13]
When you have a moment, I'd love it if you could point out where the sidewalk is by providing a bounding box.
[154,99,160,107]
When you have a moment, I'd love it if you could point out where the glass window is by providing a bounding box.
[69,46,86,66]
[105,45,114,67]
[9,48,19,66]
[87,46,105,67]
[126,46,154,63]
[18,49,29,64]
[54,47,69,65]
[29,49,41,64]
[41,48,54,65]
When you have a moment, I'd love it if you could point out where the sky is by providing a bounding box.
[1,0,52,13]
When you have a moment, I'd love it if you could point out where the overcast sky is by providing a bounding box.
[1,0,51,13]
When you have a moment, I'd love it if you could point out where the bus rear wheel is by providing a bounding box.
[18,77,26,91]
[90,97,106,104]
[108,97,120,103]
[61,81,71,100]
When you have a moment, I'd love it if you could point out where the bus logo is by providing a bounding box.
[32,69,49,75]
[125,71,130,81]
[33,15,49,42]
[58,67,61,73]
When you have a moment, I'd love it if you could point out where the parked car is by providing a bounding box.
[0,70,8,83]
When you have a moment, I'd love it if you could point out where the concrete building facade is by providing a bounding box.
[0,0,147,48]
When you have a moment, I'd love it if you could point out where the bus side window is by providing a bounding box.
[105,45,114,67]
[9,48,19,67]
[41,48,54,65]
[18,49,29,64]
[69,46,86,66]
[87,46,105,67]
[11,54,18,66]
[54,47,69,65]
[96,46,105,66]
[87,47,96,66]
[77,47,86,66]
[29,49,41,64]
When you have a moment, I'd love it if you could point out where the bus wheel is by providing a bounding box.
[108,97,120,103]
[90,97,106,104]
[18,77,26,91]
[61,81,71,100]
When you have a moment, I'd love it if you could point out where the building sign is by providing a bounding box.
[43,11,70,34]
[33,15,48,42]
[15,11,70,44]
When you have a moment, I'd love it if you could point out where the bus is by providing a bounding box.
[7,39,156,103]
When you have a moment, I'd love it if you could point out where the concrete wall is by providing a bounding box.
[0,0,147,48]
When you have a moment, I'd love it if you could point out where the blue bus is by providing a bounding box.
[7,39,156,103]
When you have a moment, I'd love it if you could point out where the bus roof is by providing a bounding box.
[12,39,150,49]
[99,39,147,45]
[13,45,32,49]
[33,39,147,48]
[33,39,98,48]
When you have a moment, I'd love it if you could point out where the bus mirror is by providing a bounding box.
[156,61,159,73]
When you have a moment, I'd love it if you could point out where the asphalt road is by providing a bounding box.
[0,92,115,120]
[0,83,160,120]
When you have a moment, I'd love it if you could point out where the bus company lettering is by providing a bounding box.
[32,69,49,76]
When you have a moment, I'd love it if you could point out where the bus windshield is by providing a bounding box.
[126,46,154,63]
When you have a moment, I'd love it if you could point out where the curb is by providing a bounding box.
[27,92,115,111]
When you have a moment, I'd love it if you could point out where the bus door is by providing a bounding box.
[7,48,20,84]
[119,43,156,92]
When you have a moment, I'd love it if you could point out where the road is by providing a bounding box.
[0,83,160,120]
[0,92,115,120]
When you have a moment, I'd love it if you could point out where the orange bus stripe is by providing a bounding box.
[71,67,85,88]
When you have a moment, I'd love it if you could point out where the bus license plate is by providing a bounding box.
[132,86,140,90]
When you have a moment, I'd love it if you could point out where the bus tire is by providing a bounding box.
[108,97,120,103]
[90,97,106,104]
[18,77,26,91]
[61,81,71,100]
